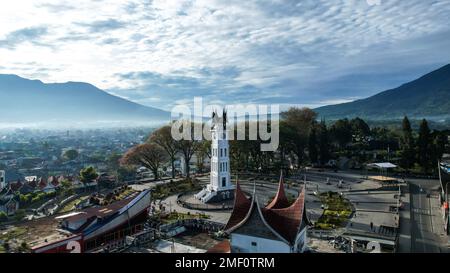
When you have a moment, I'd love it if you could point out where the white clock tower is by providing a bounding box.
[195,109,235,203]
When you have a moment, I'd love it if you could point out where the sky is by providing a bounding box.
[1,0,450,112]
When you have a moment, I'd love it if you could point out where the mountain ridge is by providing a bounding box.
[315,64,450,120]
[0,74,170,127]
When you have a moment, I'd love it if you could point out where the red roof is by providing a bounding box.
[39,178,47,189]
[261,186,305,243]
[266,171,290,209]
[10,180,23,191]
[224,172,308,245]
[48,176,59,187]
[28,178,37,189]
[224,181,252,230]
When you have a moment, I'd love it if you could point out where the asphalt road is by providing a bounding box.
[409,182,443,253]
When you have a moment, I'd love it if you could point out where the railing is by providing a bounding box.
[159,219,225,234]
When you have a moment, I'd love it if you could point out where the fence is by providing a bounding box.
[159,218,225,234]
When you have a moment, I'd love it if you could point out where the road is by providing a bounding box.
[403,181,447,253]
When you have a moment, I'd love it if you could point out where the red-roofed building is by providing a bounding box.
[223,172,310,253]
[9,179,23,192]
[38,177,47,191]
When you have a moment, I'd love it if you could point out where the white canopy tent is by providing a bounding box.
[366,162,398,183]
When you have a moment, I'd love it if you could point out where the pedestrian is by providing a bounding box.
[370,222,373,231]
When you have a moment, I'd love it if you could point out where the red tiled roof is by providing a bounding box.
[266,171,290,209]
[224,174,308,245]
[10,180,23,191]
[224,181,252,230]
[261,185,306,243]
[28,179,37,188]
[48,176,59,187]
[39,178,47,189]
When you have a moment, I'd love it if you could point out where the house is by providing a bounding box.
[41,176,59,193]
[38,177,48,191]
[223,172,310,253]
[0,189,19,216]
[19,182,36,195]
[9,180,23,192]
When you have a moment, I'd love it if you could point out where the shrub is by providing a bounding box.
[0,212,8,222]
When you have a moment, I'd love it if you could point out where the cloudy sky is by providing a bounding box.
[1,0,450,111]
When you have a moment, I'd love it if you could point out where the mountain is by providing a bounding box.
[315,64,450,120]
[0,74,170,127]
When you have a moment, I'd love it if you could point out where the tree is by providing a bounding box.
[173,121,200,178]
[79,166,99,185]
[417,119,432,172]
[107,152,122,171]
[308,126,318,165]
[350,118,371,140]
[330,119,352,149]
[60,179,74,196]
[117,165,136,182]
[318,120,331,165]
[121,143,168,180]
[281,107,317,167]
[64,149,79,161]
[431,130,448,166]
[399,116,415,170]
[0,211,7,222]
[149,125,178,178]
[195,140,211,173]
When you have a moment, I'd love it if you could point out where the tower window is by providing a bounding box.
[222,177,226,187]
[220,149,223,157]
[251,242,257,247]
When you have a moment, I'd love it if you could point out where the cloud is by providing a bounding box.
[0,0,450,111]
[0,26,48,49]
[75,18,127,33]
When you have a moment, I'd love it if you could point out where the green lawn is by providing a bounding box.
[160,212,210,224]
[0,226,28,242]
[58,196,90,213]
[152,179,202,200]
[315,192,353,230]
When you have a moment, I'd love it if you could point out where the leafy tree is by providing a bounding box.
[149,125,178,178]
[350,117,371,140]
[330,119,352,149]
[318,120,331,165]
[431,130,448,166]
[0,211,7,222]
[173,122,200,178]
[281,107,317,167]
[60,179,74,196]
[107,152,122,171]
[308,126,318,164]
[121,143,168,180]
[399,116,416,170]
[79,166,99,184]
[195,140,211,173]
[417,119,432,172]
[117,165,136,182]
[64,149,79,161]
